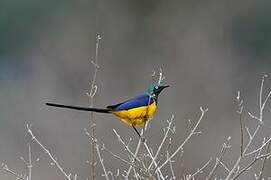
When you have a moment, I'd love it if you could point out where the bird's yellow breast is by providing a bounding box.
[111,101,157,127]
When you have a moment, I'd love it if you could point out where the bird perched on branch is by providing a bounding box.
[46,83,169,137]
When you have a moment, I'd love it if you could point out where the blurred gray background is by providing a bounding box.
[1,0,271,179]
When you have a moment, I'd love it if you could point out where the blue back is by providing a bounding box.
[107,94,155,111]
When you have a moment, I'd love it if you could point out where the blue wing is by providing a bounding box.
[107,94,154,111]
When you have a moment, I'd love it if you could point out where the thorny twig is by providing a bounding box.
[95,143,109,180]
[28,144,32,180]
[158,107,208,171]
[236,91,244,156]
[148,115,175,170]
[27,124,78,180]
[185,157,212,180]
[22,143,39,180]
[84,129,137,168]
[206,136,231,180]
[258,141,271,180]
[232,153,271,180]
[19,145,33,180]
[225,75,271,180]
[86,34,102,180]
[152,68,165,86]
[143,141,165,179]
[123,137,143,179]
[1,139,39,180]
[244,137,271,156]
[158,68,165,85]
[113,129,141,162]
[1,163,26,180]
[167,151,176,180]
[1,140,39,180]
[21,143,39,180]
[154,137,175,174]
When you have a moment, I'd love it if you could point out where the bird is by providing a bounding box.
[46,84,169,137]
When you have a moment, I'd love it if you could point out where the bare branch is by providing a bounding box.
[232,153,271,180]
[157,68,165,85]
[245,137,271,157]
[158,107,208,170]
[27,124,76,180]
[148,115,174,170]
[206,138,231,180]
[87,34,102,180]
[258,141,271,179]
[95,143,109,180]
[259,75,266,123]
[186,157,212,180]
[28,143,32,180]
[143,141,165,179]
[167,151,176,180]
[113,129,141,162]
[124,137,143,179]
[262,90,271,110]
[84,129,137,168]
[245,126,252,140]
[225,75,271,180]
[243,125,261,155]
[236,91,244,156]
[1,163,26,180]
[218,159,230,173]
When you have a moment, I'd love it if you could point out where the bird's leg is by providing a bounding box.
[132,125,145,142]
[132,125,141,137]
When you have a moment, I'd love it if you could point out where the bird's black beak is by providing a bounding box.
[161,85,170,89]
[158,85,170,92]
[153,85,169,97]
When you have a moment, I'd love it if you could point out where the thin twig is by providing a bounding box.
[113,129,141,162]
[95,143,109,180]
[157,68,165,85]
[243,125,261,155]
[143,141,164,179]
[232,153,271,180]
[206,137,231,180]
[245,137,271,157]
[87,34,102,180]
[1,163,26,180]
[27,124,76,180]
[85,129,137,168]
[28,143,32,180]
[1,141,39,180]
[148,115,174,170]
[186,157,212,180]
[225,75,271,180]
[124,137,143,179]
[258,141,271,180]
[167,151,176,180]
[262,90,271,110]
[259,75,265,123]
[155,137,174,173]
[218,159,230,173]
[236,91,244,156]
[158,107,208,170]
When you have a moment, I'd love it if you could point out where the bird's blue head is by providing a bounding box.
[146,83,169,99]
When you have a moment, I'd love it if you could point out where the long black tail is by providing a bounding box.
[46,103,111,113]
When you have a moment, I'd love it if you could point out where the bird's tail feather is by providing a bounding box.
[46,103,111,113]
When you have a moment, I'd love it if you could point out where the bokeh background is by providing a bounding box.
[1,0,271,179]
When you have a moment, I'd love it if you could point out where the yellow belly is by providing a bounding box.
[112,101,157,127]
